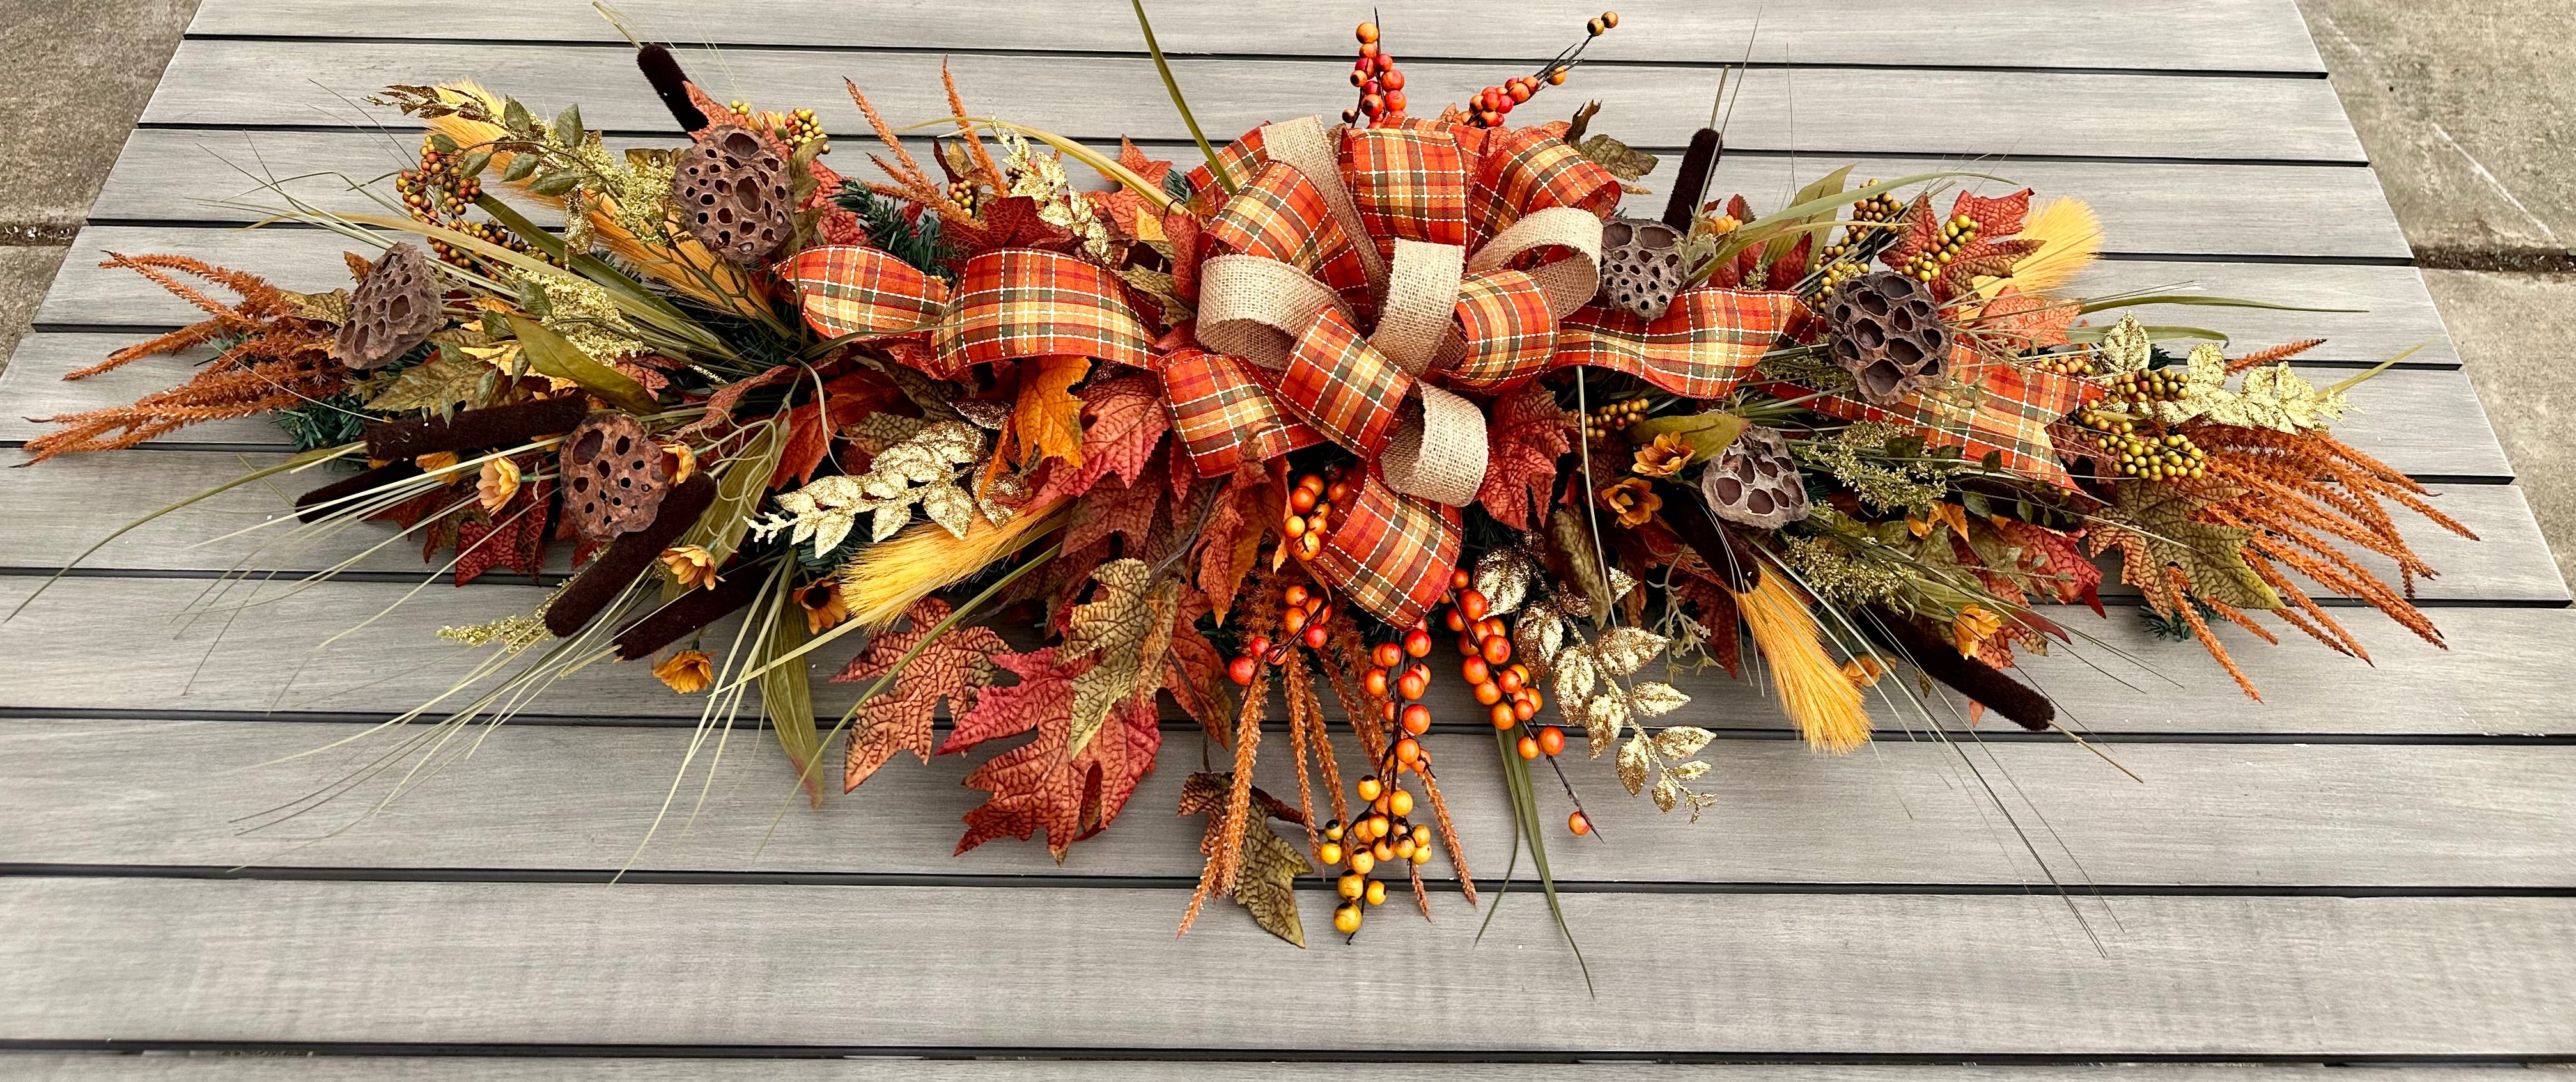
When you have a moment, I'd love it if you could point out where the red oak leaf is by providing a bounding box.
[1164,609,1234,738]
[1051,372,1170,498]
[1882,192,1941,273]
[947,647,1164,859]
[942,195,1081,267]
[1090,139,1178,238]
[769,398,832,489]
[1189,467,1266,618]
[1953,187,2033,239]
[1999,519,2102,615]
[1475,383,1576,531]
[1062,450,1165,556]
[831,597,1009,792]
[1974,287,2079,350]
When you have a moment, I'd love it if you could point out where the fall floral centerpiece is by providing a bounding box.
[24,9,2467,951]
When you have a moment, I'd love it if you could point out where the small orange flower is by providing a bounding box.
[1601,476,1663,528]
[662,442,697,485]
[660,545,720,590]
[476,457,522,512]
[799,579,851,635]
[653,649,713,694]
[1631,432,1691,478]
[1840,654,1887,688]
[1951,604,2003,657]
[415,451,462,474]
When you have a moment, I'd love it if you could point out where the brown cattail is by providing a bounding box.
[293,460,426,524]
[543,473,717,639]
[1863,605,2054,731]
[363,396,588,461]
[1660,127,1721,231]
[636,44,710,132]
[612,572,763,660]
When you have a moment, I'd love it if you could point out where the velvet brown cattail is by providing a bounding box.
[543,473,718,639]
[1660,127,1721,231]
[1863,605,2056,731]
[1652,480,1760,593]
[364,396,589,462]
[293,460,424,524]
[637,44,710,132]
[613,572,763,660]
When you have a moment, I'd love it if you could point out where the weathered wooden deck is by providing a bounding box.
[2,1,2571,1076]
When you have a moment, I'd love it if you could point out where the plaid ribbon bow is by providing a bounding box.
[780,119,1802,625]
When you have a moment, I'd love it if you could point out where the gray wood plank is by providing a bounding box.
[4,878,2571,1053]
[0,331,2508,480]
[6,719,2571,887]
[0,442,2547,594]
[88,127,2412,259]
[1,1056,2534,1080]
[24,226,2461,368]
[135,40,2367,162]
[1,576,2571,735]
[180,0,2331,74]
[0,448,578,577]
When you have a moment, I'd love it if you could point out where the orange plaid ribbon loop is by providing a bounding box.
[780,247,1152,380]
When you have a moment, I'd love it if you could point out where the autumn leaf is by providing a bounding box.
[768,398,832,489]
[1013,355,1089,470]
[1090,138,1179,238]
[1178,771,1312,946]
[2092,480,2283,611]
[949,648,1164,859]
[1063,558,1183,757]
[1192,467,1268,618]
[1974,287,2079,350]
[1475,383,1575,531]
[1952,187,2033,239]
[830,597,1008,792]
[941,194,1082,264]
[1062,372,1170,496]
[1062,453,1166,557]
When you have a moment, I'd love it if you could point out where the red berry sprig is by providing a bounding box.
[1341,20,1409,127]
[1459,10,1618,129]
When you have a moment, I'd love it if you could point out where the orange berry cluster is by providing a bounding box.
[1282,467,1350,563]
[1226,582,1334,686]
[1325,772,1435,935]
[1435,569,1547,730]
[1341,22,1409,126]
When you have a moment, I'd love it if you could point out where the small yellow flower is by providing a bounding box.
[799,579,851,635]
[653,649,714,694]
[476,457,522,512]
[1631,432,1691,478]
[662,442,697,485]
[1906,514,1934,538]
[1840,655,1887,688]
[1952,604,2004,657]
[660,545,720,591]
[1601,476,1663,528]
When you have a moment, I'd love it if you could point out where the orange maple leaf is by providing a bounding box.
[947,647,1164,859]
[830,597,1009,792]
[1013,354,1090,470]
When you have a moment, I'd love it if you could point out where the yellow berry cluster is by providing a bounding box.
[781,107,825,150]
[946,180,981,217]
[1326,772,1436,936]
[1819,184,1902,264]
[2030,352,2096,377]
[1583,398,1649,441]
[2093,421,2207,479]
[1808,258,1868,302]
[2106,366,2189,407]
[1901,212,1980,283]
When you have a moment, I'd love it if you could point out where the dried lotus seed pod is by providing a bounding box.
[336,242,442,370]
[560,412,671,541]
[1824,270,1953,404]
[671,123,793,266]
[1597,216,1686,322]
[1700,425,1810,531]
